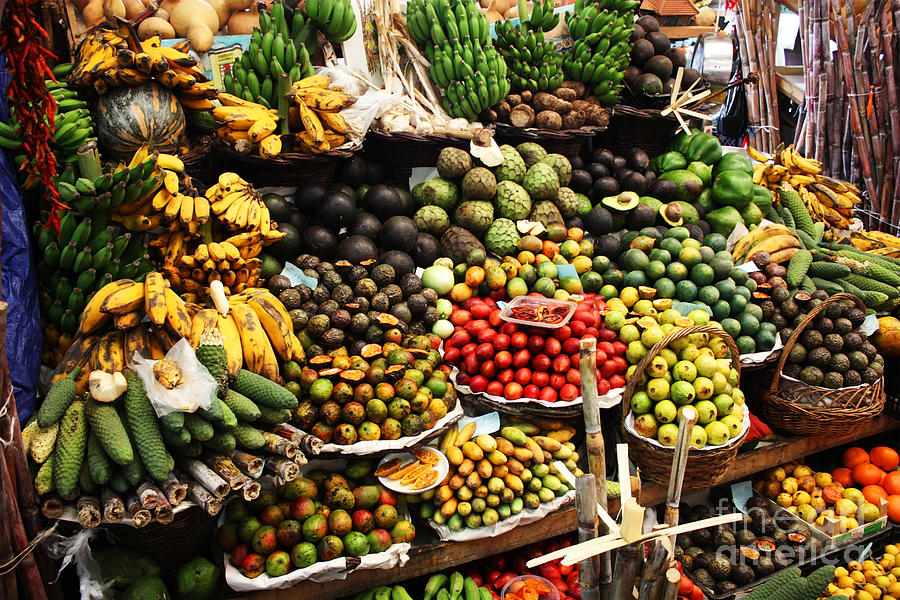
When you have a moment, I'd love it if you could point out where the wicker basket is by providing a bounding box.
[621,325,747,489]
[208,138,355,187]
[181,136,212,187]
[761,293,886,437]
[492,123,605,157]
[594,105,680,158]
[363,131,472,181]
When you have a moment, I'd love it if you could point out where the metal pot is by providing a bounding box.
[690,31,734,92]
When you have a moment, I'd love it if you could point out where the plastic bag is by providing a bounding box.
[129,338,217,416]
[45,528,111,600]
[0,59,42,422]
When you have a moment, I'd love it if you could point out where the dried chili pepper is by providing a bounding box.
[1,0,61,231]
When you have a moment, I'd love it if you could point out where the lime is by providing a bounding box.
[711,299,731,321]
[703,233,728,251]
[645,260,667,280]
[698,285,720,305]
[690,263,715,286]
[658,238,683,257]
[699,246,716,264]
[715,278,736,300]
[681,238,702,250]
[720,317,741,339]
[537,261,558,279]
[592,255,611,273]
[534,277,556,297]
[665,226,690,241]
[730,268,749,284]
[580,271,603,293]
[743,303,763,321]
[675,280,698,302]
[665,261,688,282]
[506,277,528,297]
[679,247,702,268]
[736,335,756,354]
[655,277,676,298]
[599,284,618,299]
[728,294,747,316]
[736,312,760,336]
[710,258,734,280]
[755,329,776,351]
[649,248,672,264]
[714,250,733,263]
[631,391,653,415]
[625,270,648,288]
[733,285,751,301]
[622,249,650,271]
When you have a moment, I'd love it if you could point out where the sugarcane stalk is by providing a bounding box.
[576,475,600,600]
[101,488,125,521]
[76,495,102,528]
[815,72,829,163]
[161,472,187,506]
[126,494,152,527]
[265,455,300,484]
[880,2,900,225]
[180,459,230,498]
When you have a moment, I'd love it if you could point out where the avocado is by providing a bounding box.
[682,68,703,88]
[336,154,368,187]
[302,224,338,258]
[380,216,418,252]
[624,65,643,88]
[665,47,687,70]
[336,235,378,264]
[627,203,657,229]
[647,31,671,54]
[644,55,674,80]
[602,191,640,211]
[659,202,684,226]
[364,185,412,220]
[647,178,677,202]
[268,222,303,261]
[620,171,648,194]
[412,233,441,267]
[627,148,651,171]
[262,193,292,223]
[592,176,620,198]
[636,15,660,32]
[347,212,382,240]
[319,191,356,229]
[294,182,328,213]
[569,169,593,194]
[585,204,615,235]
[587,162,610,179]
[630,39,655,67]
[378,250,416,277]
[635,73,664,95]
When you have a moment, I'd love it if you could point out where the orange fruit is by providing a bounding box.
[889,495,900,523]
[843,447,870,469]
[883,471,900,496]
[853,462,887,487]
[863,484,890,505]
[541,240,559,258]
[832,467,854,488]
[870,446,900,471]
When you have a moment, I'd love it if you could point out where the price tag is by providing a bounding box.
[673,301,713,316]
[861,313,880,336]
[409,167,438,190]
[731,481,754,514]
[281,262,318,289]
[455,412,500,437]
[556,263,579,280]
[736,261,759,273]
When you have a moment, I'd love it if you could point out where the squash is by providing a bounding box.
[169,0,218,37]
[82,0,105,27]
[203,0,230,29]
[188,22,214,52]
[227,4,258,34]
[93,83,186,160]
[138,17,176,39]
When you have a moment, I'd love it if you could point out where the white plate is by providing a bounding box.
[377,447,449,494]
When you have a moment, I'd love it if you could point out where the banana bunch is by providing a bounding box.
[838,230,900,258]
[304,0,358,42]
[204,173,284,234]
[731,223,804,265]
[225,2,315,109]
[161,235,264,298]
[288,74,354,153]
[749,145,861,229]
[68,29,217,108]
[406,0,509,120]
[0,65,98,174]
[143,153,212,235]
[494,20,564,93]
[563,2,636,105]
[212,93,284,158]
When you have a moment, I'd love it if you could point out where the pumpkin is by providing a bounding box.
[94,83,186,160]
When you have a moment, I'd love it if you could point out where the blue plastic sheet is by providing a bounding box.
[1,54,43,422]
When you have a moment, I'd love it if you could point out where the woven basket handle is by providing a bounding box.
[766,292,866,396]
[621,324,741,418]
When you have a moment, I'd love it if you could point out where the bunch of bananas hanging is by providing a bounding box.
[563,0,637,105]
[287,75,355,153]
[494,14,564,94]
[304,0,358,43]
[212,93,284,158]
[67,28,217,108]
[749,145,861,229]
[225,2,315,109]
[0,64,98,176]
[406,0,510,120]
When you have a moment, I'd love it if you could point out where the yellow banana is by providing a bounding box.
[193,196,210,224]
[217,314,244,378]
[164,287,192,338]
[293,74,331,89]
[142,271,167,326]
[164,193,183,221]
[769,246,801,264]
[99,280,145,315]
[246,295,294,361]
[188,309,220,348]
[179,194,194,225]
[124,325,151,361]
[259,134,283,159]
[95,330,126,373]
[746,146,771,163]
[293,87,356,112]
[294,102,324,142]
[248,116,277,142]
[231,303,279,381]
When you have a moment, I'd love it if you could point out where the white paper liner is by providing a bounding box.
[426,488,575,542]
[778,373,879,407]
[450,367,624,409]
[222,460,412,591]
[623,403,750,451]
[317,403,464,455]
[739,333,784,366]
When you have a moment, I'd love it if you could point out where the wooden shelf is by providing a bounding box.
[659,25,716,40]
[236,415,900,599]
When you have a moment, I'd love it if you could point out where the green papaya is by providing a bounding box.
[714,152,754,177]
[711,170,754,209]
[706,205,745,237]
[686,161,712,186]
[685,132,723,165]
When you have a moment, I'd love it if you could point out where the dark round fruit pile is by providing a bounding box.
[772,292,884,389]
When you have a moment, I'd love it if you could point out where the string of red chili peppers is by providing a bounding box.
[1,0,63,232]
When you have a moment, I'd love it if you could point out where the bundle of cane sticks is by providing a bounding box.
[795,0,900,229]
[734,0,780,155]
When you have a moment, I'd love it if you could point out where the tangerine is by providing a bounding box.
[889,495,900,523]
[843,447,871,469]
[832,467,854,488]
[862,484,890,505]
[853,462,887,487]
[884,471,900,496]
[870,446,900,471]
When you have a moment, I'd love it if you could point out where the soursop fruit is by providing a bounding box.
[454,200,494,236]
[414,205,451,236]
[516,142,548,167]
[484,219,520,257]
[412,177,459,212]
[529,201,565,228]
[555,187,581,218]
[522,162,560,201]
[440,226,485,264]
[540,153,572,186]
[436,147,473,179]
[494,144,527,183]
[495,180,532,221]
[461,167,497,201]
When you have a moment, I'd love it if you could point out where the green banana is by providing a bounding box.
[424,574,447,600]
[449,572,464,600]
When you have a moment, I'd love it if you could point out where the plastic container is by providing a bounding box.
[499,296,576,329]
[499,575,560,600]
